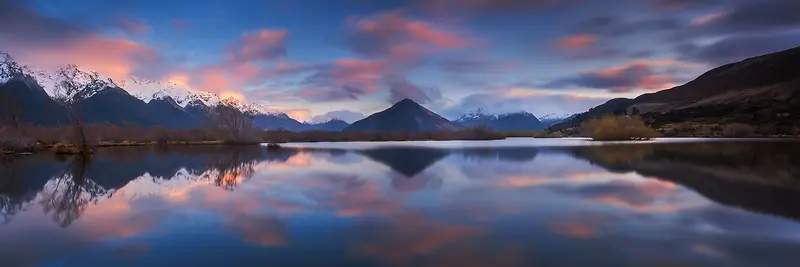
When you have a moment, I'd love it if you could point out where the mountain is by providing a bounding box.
[76,87,160,127]
[344,99,461,132]
[539,113,574,127]
[456,110,545,131]
[145,96,207,129]
[0,77,66,125]
[309,119,349,131]
[552,46,800,133]
[253,113,305,131]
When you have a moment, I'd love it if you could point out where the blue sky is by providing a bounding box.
[2,0,798,122]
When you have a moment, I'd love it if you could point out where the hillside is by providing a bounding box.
[344,99,461,132]
[552,46,800,133]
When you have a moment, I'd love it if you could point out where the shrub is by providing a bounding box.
[52,143,81,154]
[0,128,38,153]
[722,123,755,137]
[580,115,661,141]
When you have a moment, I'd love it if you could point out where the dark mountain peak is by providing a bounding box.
[344,100,460,132]
[88,86,131,99]
[389,98,424,110]
[397,98,417,105]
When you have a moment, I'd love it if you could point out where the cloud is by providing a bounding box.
[346,11,474,61]
[311,110,365,123]
[299,59,389,102]
[549,221,597,238]
[225,29,288,64]
[572,15,683,38]
[445,88,607,118]
[678,0,800,38]
[386,74,441,104]
[690,11,727,26]
[676,32,800,65]
[115,17,152,36]
[568,48,656,60]
[0,0,89,46]
[552,34,597,50]
[548,179,686,213]
[651,0,722,10]
[419,0,580,16]
[546,60,685,92]
[171,19,190,30]
[438,59,519,73]
[0,1,164,81]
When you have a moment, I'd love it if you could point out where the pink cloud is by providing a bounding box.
[548,59,689,92]
[225,29,288,63]
[691,11,727,26]
[10,36,160,82]
[552,34,597,50]
[419,0,575,16]
[348,11,475,61]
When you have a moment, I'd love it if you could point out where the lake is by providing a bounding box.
[2,138,800,267]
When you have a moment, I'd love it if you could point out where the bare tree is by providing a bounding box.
[39,156,107,227]
[0,91,22,130]
[210,105,257,143]
[51,65,107,153]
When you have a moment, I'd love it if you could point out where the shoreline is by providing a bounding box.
[4,135,799,156]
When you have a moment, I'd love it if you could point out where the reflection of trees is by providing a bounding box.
[461,148,538,162]
[199,148,260,191]
[38,156,110,227]
[0,194,19,224]
[0,159,22,224]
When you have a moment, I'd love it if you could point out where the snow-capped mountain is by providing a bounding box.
[128,78,289,117]
[455,109,545,131]
[538,113,575,127]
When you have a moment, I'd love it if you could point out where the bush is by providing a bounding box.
[51,143,86,154]
[580,115,661,141]
[722,123,755,137]
[0,128,38,153]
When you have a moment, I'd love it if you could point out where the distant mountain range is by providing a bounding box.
[0,62,349,131]
[455,109,546,131]
[552,45,800,133]
[7,45,796,134]
[345,99,461,132]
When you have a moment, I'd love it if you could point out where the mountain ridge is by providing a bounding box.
[344,99,461,132]
[551,45,800,133]
[455,109,546,131]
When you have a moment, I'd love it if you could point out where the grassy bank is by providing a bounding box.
[1,124,509,155]
[580,115,661,141]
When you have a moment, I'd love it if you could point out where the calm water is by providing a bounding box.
[2,138,800,267]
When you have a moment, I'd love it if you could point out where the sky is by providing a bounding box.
[1,0,798,122]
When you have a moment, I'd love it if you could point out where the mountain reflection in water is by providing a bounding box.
[1,141,800,267]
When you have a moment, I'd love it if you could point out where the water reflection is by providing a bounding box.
[1,141,800,267]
